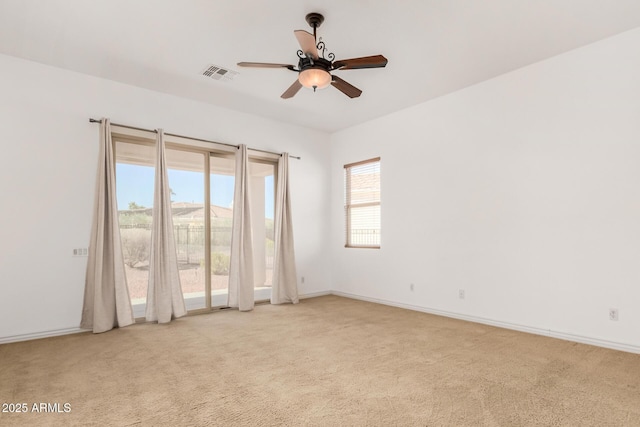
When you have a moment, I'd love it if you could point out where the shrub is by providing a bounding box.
[211,252,230,275]
[120,228,151,268]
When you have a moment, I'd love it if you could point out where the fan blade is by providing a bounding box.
[332,55,388,70]
[237,62,295,71]
[281,79,303,99]
[294,30,318,59]
[331,75,362,98]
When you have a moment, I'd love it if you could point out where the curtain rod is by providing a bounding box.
[89,118,301,160]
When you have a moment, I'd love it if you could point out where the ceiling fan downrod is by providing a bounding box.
[305,12,324,40]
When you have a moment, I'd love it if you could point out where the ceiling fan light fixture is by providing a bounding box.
[298,68,331,91]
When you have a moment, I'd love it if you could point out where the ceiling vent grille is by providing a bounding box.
[201,64,238,82]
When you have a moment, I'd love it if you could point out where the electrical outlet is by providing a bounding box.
[458,289,465,300]
[410,283,414,292]
[609,308,619,321]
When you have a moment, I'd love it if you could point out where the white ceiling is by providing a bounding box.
[1,0,640,132]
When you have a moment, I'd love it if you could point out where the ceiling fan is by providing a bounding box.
[237,13,388,99]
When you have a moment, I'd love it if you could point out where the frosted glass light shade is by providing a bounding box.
[298,68,331,90]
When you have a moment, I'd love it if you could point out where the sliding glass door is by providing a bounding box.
[115,140,155,318]
[210,154,235,307]
[163,148,238,310]
[249,160,276,301]
[115,134,277,315]
[164,148,207,310]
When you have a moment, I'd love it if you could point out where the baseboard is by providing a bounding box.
[0,327,88,345]
[299,290,332,300]
[13,291,630,354]
[331,291,640,355]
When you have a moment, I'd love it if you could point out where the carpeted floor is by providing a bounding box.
[1,295,639,426]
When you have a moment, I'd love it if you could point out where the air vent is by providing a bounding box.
[201,64,238,82]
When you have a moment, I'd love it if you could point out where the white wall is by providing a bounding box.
[330,28,640,351]
[0,54,331,341]
[3,28,640,351]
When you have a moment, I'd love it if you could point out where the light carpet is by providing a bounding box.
[1,295,639,426]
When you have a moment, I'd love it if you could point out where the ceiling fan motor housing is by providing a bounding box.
[298,56,331,72]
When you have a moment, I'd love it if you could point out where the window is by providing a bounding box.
[344,157,381,248]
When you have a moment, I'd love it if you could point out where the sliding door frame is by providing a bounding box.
[111,125,279,317]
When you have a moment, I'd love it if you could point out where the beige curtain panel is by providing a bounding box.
[145,130,187,323]
[228,144,255,311]
[80,118,135,333]
[271,153,299,305]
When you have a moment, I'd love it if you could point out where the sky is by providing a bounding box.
[116,164,274,218]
